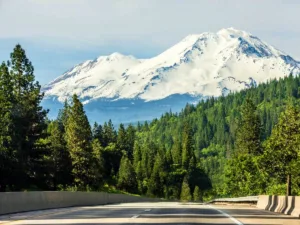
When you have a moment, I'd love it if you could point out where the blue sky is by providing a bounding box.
[1,0,300,85]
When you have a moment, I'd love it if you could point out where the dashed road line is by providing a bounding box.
[131,215,140,219]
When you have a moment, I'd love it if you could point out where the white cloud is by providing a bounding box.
[1,0,300,58]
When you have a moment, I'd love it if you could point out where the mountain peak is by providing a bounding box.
[95,52,138,63]
[217,27,251,37]
[43,28,300,104]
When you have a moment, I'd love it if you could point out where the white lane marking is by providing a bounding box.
[144,209,151,212]
[208,205,243,225]
[131,215,140,219]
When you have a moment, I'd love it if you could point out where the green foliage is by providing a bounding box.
[47,120,72,189]
[2,44,300,199]
[180,176,192,201]
[117,155,137,193]
[0,45,48,191]
[224,99,265,196]
[235,99,262,155]
[193,186,201,201]
[65,94,95,189]
[262,105,300,195]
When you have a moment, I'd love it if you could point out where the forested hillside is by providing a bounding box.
[1,45,300,200]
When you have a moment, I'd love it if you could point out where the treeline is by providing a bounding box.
[135,74,300,198]
[1,44,300,200]
[0,45,210,201]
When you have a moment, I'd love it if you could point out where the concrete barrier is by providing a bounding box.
[0,191,158,215]
[274,196,287,213]
[291,196,300,217]
[257,195,271,210]
[284,196,295,215]
[257,195,300,217]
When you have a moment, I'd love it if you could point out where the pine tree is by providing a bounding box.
[263,105,300,196]
[91,138,105,188]
[0,62,14,191]
[182,122,193,169]
[103,120,116,147]
[65,94,94,189]
[48,120,72,189]
[117,155,137,193]
[171,139,182,165]
[180,176,192,201]
[126,124,135,160]
[8,44,48,189]
[193,186,201,201]
[235,98,262,155]
[57,100,69,130]
[92,122,104,146]
[147,153,167,197]
[225,98,264,196]
[116,124,127,154]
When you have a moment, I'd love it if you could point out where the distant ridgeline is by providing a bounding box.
[1,44,300,200]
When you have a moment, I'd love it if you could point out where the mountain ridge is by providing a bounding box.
[42,28,300,123]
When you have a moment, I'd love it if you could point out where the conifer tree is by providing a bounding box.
[263,105,300,196]
[57,100,69,129]
[0,62,14,191]
[180,176,192,201]
[193,186,201,201]
[182,122,193,169]
[48,120,72,189]
[225,99,264,196]
[147,153,167,197]
[126,124,135,160]
[116,124,127,153]
[91,138,105,187]
[235,98,262,155]
[65,94,94,189]
[171,139,182,165]
[103,120,116,147]
[8,44,48,189]
[92,122,104,146]
[117,155,137,192]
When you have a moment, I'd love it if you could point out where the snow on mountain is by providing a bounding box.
[42,28,300,123]
[43,52,142,103]
[43,28,300,105]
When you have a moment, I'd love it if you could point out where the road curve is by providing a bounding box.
[1,202,300,225]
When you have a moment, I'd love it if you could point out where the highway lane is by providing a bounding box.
[1,202,300,225]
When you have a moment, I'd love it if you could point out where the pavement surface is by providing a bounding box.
[0,202,300,225]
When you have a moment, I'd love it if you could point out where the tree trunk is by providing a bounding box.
[287,174,291,196]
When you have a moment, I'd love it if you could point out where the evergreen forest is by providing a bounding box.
[1,45,300,200]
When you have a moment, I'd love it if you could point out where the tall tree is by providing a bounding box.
[116,124,127,153]
[117,155,137,193]
[193,186,201,201]
[263,105,300,196]
[182,122,193,169]
[0,62,14,191]
[8,44,48,189]
[48,120,72,189]
[147,153,167,197]
[65,94,94,189]
[235,98,262,155]
[225,98,264,196]
[180,176,192,201]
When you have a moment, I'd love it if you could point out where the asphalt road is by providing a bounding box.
[1,202,300,225]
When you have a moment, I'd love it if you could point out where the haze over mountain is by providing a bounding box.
[42,28,300,124]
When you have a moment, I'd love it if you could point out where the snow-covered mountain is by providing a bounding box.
[42,28,300,123]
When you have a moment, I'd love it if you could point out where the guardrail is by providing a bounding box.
[207,196,259,204]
